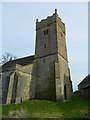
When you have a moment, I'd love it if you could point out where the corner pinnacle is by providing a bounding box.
[55,9,57,14]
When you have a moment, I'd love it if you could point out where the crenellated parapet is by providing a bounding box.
[36,9,65,34]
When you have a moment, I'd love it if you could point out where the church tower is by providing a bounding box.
[31,9,72,101]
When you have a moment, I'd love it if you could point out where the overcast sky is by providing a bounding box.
[1,2,88,91]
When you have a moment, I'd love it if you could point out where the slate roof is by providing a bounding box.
[2,55,35,68]
[78,74,90,90]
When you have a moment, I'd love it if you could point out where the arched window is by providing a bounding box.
[2,76,10,104]
[11,73,18,103]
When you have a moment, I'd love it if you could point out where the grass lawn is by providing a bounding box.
[2,95,90,118]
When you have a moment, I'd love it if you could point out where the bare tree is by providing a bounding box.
[1,53,17,65]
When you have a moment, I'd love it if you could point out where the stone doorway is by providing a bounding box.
[64,85,67,99]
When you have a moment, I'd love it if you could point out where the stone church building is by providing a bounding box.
[1,9,73,104]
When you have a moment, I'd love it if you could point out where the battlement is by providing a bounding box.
[36,9,65,34]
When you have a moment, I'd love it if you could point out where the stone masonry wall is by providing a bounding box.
[31,54,57,100]
[34,10,72,101]
[57,54,72,100]
[35,22,57,58]
[2,64,33,104]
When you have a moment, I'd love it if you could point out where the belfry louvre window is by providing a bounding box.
[44,44,47,48]
[44,29,48,35]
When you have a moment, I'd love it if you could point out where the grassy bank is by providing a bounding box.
[2,95,90,118]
